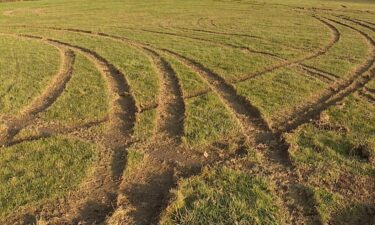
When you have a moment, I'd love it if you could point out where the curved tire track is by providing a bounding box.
[139,47,185,141]
[0,34,76,146]
[276,17,375,133]
[232,16,341,83]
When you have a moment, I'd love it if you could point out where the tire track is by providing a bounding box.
[0,34,75,146]
[275,18,375,133]
[232,16,341,83]
[9,24,340,88]
[158,47,315,225]
[293,64,336,83]
[0,33,138,224]
[139,28,281,59]
[2,22,339,224]
[138,47,185,141]
[34,27,191,224]
[5,118,107,147]
[22,50,75,116]
[42,38,138,224]
[46,38,137,146]
[358,87,375,105]
[340,16,375,32]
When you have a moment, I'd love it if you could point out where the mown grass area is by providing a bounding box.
[160,166,282,225]
[0,136,97,218]
[41,53,108,125]
[0,35,60,115]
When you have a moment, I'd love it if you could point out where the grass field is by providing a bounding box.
[0,0,374,224]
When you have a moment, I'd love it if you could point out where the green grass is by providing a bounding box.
[160,166,282,225]
[161,52,208,97]
[41,53,109,125]
[303,21,369,77]
[236,68,326,122]
[7,27,160,108]
[133,109,156,140]
[183,93,241,147]
[0,136,97,218]
[285,95,375,211]
[0,35,60,115]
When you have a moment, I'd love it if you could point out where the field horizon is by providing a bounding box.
[0,0,374,224]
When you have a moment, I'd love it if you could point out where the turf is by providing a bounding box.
[0,137,97,218]
[160,166,282,225]
[0,35,60,115]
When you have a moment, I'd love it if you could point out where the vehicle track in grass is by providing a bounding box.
[156,47,315,224]
[139,47,185,141]
[2,13,370,224]
[275,17,375,133]
[5,25,346,224]
[0,34,75,146]
[139,28,282,59]
[339,16,375,32]
[44,38,138,224]
[15,26,306,224]
[9,22,340,91]
[358,87,375,105]
[0,33,139,224]
[231,16,341,83]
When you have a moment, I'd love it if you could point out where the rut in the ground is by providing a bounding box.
[232,16,341,83]
[11,22,339,87]
[0,36,138,225]
[48,39,137,144]
[156,47,314,224]
[275,17,375,133]
[0,36,76,146]
[141,47,185,141]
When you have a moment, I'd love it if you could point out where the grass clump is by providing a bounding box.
[160,166,282,225]
[0,137,97,218]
